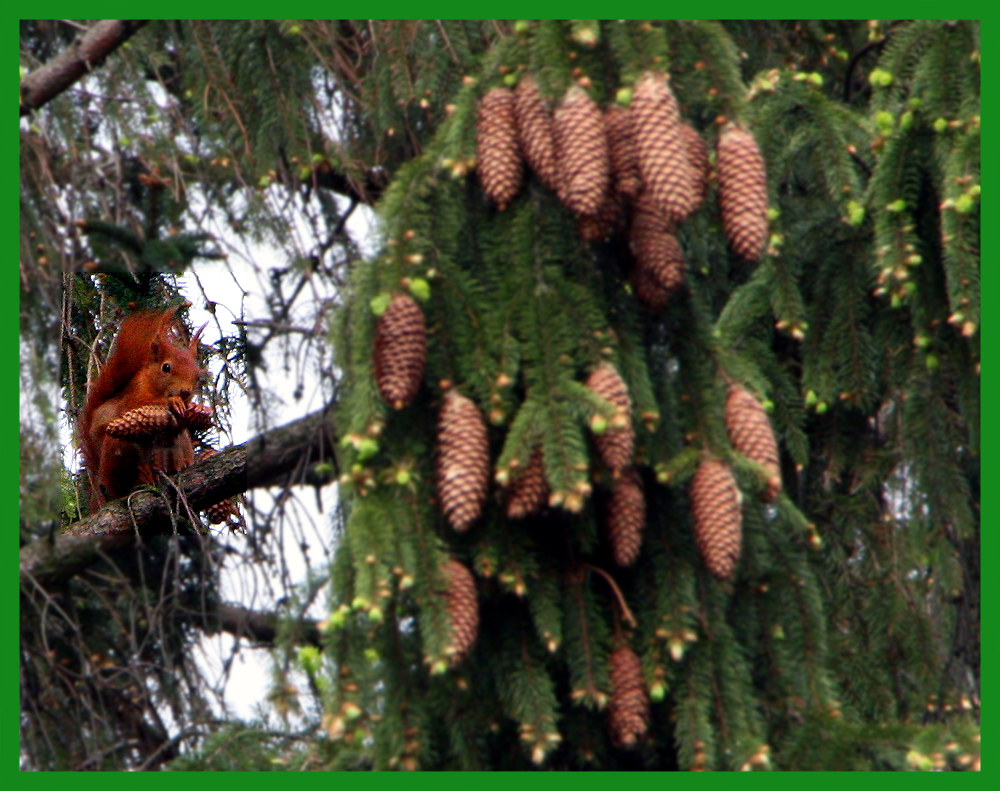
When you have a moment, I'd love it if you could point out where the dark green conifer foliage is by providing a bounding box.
[327,19,979,770]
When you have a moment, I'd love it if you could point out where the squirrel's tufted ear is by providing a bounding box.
[190,322,208,350]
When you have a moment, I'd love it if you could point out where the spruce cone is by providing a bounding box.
[630,259,672,312]
[630,198,685,296]
[514,75,559,191]
[690,459,743,580]
[437,391,490,532]
[205,498,240,526]
[716,124,769,261]
[105,405,179,439]
[680,123,709,212]
[374,293,427,409]
[630,72,696,224]
[608,469,645,566]
[605,104,642,201]
[477,87,524,210]
[586,363,634,473]
[607,645,650,748]
[194,448,242,527]
[725,384,782,503]
[553,86,612,217]
[442,559,479,666]
[507,446,549,519]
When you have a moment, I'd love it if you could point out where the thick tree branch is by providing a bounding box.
[207,603,323,648]
[20,20,150,117]
[20,405,337,589]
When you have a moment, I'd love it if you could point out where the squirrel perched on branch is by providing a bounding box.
[79,305,237,525]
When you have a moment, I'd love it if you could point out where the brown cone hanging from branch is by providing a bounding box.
[630,259,672,312]
[607,469,645,566]
[514,75,559,192]
[476,86,523,210]
[437,390,490,532]
[442,559,479,666]
[507,446,549,519]
[553,86,612,217]
[375,293,426,409]
[605,104,642,201]
[680,123,709,212]
[630,200,685,297]
[586,362,634,474]
[690,458,743,580]
[725,384,782,503]
[717,124,769,261]
[607,645,650,748]
[630,72,696,224]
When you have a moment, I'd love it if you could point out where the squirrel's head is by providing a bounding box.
[147,307,208,404]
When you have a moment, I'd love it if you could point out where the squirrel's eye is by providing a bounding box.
[162,363,172,373]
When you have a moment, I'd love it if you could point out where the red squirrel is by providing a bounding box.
[80,306,209,510]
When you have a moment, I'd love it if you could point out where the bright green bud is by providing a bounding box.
[351,596,370,611]
[954,194,974,214]
[762,399,775,414]
[968,184,980,199]
[356,437,379,461]
[907,97,923,110]
[933,117,949,133]
[514,20,531,35]
[899,110,914,132]
[869,68,893,87]
[767,207,780,221]
[299,165,312,180]
[875,111,895,134]
[890,293,902,309]
[925,354,940,371]
[367,606,383,624]
[430,659,449,675]
[313,462,335,478]
[650,681,667,702]
[395,469,411,485]
[298,645,321,674]
[914,334,930,349]
[615,87,633,107]
[407,277,431,301]
[369,292,392,316]
[329,609,346,629]
[902,282,917,296]
[342,702,363,720]
[590,415,608,434]
[885,199,907,213]
[805,390,818,407]
[807,72,823,87]
[847,200,866,227]
[815,401,828,415]
[503,73,518,87]
[311,152,325,164]
[119,136,131,147]
[364,648,379,663]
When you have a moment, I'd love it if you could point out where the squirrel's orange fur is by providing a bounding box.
[80,306,206,509]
